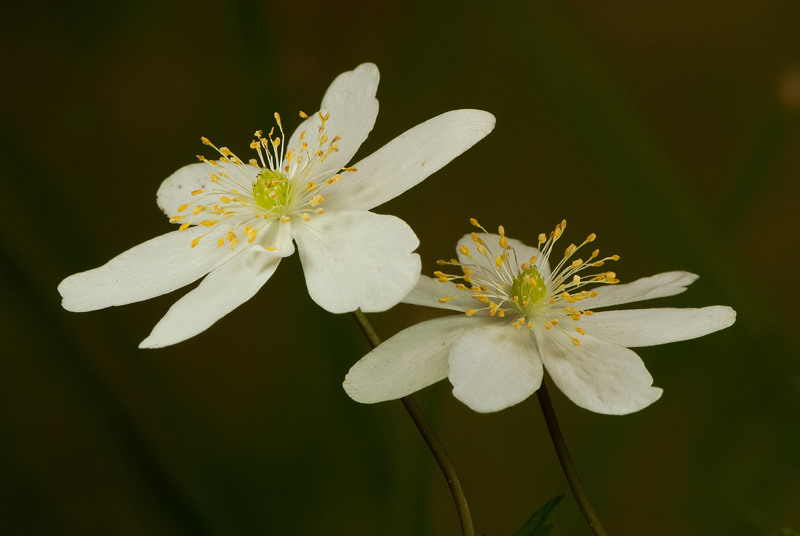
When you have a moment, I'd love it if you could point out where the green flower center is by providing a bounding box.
[510,266,547,314]
[253,169,290,211]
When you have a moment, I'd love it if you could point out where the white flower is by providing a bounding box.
[58,64,496,348]
[344,219,736,415]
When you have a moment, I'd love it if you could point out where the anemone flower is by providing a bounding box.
[58,64,495,348]
[344,220,736,415]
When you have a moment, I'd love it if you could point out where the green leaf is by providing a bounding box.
[512,495,565,536]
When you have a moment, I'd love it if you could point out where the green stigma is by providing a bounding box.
[510,265,547,311]
[253,169,290,210]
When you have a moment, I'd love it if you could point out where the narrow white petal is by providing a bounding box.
[536,328,662,415]
[294,211,420,313]
[449,322,543,413]
[586,271,699,309]
[456,233,550,279]
[579,306,736,347]
[323,109,496,212]
[156,161,259,220]
[58,227,236,312]
[286,63,380,175]
[139,248,281,348]
[402,275,473,312]
[344,315,476,403]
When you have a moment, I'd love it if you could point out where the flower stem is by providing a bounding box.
[350,309,475,536]
[536,377,608,536]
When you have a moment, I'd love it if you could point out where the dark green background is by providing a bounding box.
[2,0,798,534]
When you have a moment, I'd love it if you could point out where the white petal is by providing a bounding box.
[402,275,473,312]
[456,233,550,279]
[139,247,281,348]
[294,211,420,313]
[579,306,736,347]
[344,315,476,403]
[586,271,699,309]
[323,110,496,212]
[157,161,259,220]
[59,226,236,312]
[449,322,543,413]
[286,63,380,176]
[248,220,295,260]
[536,328,662,415]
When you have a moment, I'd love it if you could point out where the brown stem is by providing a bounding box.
[351,309,474,536]
[536,378,608,536]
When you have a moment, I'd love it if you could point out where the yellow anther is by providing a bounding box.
[465,309,478,316]
[299,110,308,118]
[227,230,236,242]
[201,136,212,145]
[571,337,581,347]
[571,313,582,321]
[586,233,596,242]
[527,322,534,330]
[611,255,620,261]
[192,206,204,215]
[576,327,586,335]
[229,239,238,250]
[179,223,191,231]
[499,236,508,249]
[274,112,282,128]
[217,238,225,247]
[220,147,233,156]
[544,321,552,330]
[439,297,455,303]
[191,189,205,196]
[169,216,183,223]
[469,217,479,227]
[498,225,505,235]
[280,216,290,223]
[315,208,324,215]
[455,283,469,291]
[495,256,502,268]
[191,237,201,248]
[573,275,581,284]
[459,245,471,256]
[311,195,324,206]
[177,204,189,212]
[200,220,218,227]
[301,213,311,221]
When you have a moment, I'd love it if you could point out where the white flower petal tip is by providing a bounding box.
[347,219,736,414]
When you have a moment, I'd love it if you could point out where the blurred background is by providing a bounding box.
[2,0,799,534]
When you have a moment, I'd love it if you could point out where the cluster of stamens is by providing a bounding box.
[434,219,620,346]
[170,111,356,249]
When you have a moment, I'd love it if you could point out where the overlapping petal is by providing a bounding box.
[344,315,477,403]
[286,63,380,175]
[58,226,236,312]
[294,210,420,313]
[449,323,543,413]
[139,248,283,348]
[535,328,662,415]
[323,110,496,212]
[587,271,699,309]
